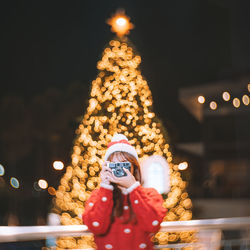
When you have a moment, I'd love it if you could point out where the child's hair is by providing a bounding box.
[107,151,142,224]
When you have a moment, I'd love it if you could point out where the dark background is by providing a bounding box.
[0,0,250,225]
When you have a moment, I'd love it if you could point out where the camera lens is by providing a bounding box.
[115,168,123,177]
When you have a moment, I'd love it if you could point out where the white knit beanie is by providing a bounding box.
[104,134,139,161]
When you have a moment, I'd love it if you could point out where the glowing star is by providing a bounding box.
[107,10,134,37]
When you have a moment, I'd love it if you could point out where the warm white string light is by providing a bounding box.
[242,95,249,106]
[38,179,48,189]
[198,96,205,104]
[233,98,240,108]
[53,161,64,170]
[222,92,230,101]
[210,101,217,110]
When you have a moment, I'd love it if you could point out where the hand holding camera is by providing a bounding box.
[107,162,131,177]
[100,162,113,185]
[107,161,136,189]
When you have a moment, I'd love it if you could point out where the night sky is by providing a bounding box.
[1,0,250,142]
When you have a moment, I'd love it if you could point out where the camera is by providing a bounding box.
[108,162,131,177]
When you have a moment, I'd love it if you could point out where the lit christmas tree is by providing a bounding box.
[54,11,193,249]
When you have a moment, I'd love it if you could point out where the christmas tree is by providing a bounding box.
[54,11,193,249]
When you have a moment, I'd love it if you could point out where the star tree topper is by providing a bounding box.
[107,10,134,37]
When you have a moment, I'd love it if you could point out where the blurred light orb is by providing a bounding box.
[178,162,188,170]
[242,95,249,106]
[53,161,64,170]
[233,98,240,108]
[222,91,230,101]
[116,17,126,26]
[0,164,5,176]
[10,177,19,189]
[38,179,48,189]
[210,101,217,110]
[198,96,205,104]
[48,187,56,195]
[248,83,250,92]
[107,11,134,37]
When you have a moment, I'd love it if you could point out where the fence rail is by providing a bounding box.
[1,217,250,243]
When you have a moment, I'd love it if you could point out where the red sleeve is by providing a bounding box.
[82,187,113,235]
[129,185,167,233]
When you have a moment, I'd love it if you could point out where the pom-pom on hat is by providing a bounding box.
[104,134,139,161]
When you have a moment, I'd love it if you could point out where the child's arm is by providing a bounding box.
[128,182,167,233]
[82,184,114,235]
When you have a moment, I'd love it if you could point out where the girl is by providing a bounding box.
[82,134,167,250]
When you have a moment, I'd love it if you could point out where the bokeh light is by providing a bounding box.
[107,11,134,37]
[10,177,19,189]
[38,179,48,189]
[222,91,230,101]
[248,83,250,92]
[116,17,126,26]
[210,101,217,110]
[233,98,240,108]
[242,95,249,106]
[53,161,64,170]
[0,164,5,176]
[198,96,205,104]
[48,186,56,195]
[178,162,188,170]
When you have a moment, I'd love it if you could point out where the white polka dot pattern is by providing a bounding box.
[139,243,147,248]
[123,205,129,210]
[124,228,131,233]
[92,221,99,227]
[134,200,139,204]
[89,202,94,207]
[102,196,107,202]
[152,220,159,226]
[105,244,113,249]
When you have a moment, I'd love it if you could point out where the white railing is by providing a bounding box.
[1,217,250,249]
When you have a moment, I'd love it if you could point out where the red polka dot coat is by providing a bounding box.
[82,182,167,250]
